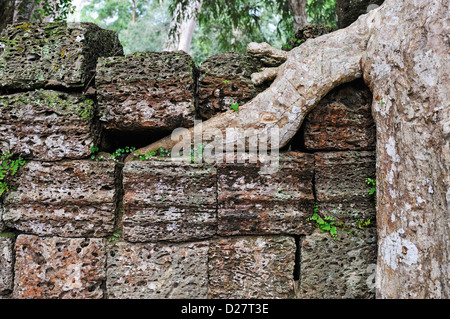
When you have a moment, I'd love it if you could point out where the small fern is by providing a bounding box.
[0,150,26,196]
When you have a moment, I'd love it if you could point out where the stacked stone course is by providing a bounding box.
[0,22,377,299]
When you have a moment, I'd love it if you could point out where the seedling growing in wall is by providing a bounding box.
[136,147,171,161]
[365,178,376,195]
[0,150,26,196]
[108,232,122,243]
[307,202,338,239]
[230,103,239,112]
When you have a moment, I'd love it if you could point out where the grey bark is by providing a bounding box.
[287,0,308,31]
[164,0,203,53]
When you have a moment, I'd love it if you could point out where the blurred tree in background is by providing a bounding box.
[75,0,337,64]
[0,0,338,64]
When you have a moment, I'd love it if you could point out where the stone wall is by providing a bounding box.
[0,22,377,299]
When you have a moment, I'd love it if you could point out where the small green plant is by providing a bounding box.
[79,99,95,122]
[365,178,376,195]
[0,150,26,197]
[222,80,230,85]
[357,216,373,229]
[282,37,303,50]
[307,202,375,240]
[307,202,338,239]
[190,143,205,163]
[230,103,239,112]
[108,232,122,243]
[110,146,136,161]
[90,146,99,159]
[136,147,171,161]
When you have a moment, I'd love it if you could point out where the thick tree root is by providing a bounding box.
[127,9,374,161]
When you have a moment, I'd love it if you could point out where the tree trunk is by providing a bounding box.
[130,0,449,298]
[7,0,61,27]
[287,0,308,32]
[131,0,137,24]
[164,0,203,53]
[13,0,37,23]
[0,0,15,32]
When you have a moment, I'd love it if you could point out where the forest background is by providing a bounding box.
[1,0,338,64]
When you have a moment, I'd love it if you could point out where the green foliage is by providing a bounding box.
[189,143,204,163]
[73,0,337,63]
[91,145,138,162]
[81,0,148,31]
[136,147,171,161]
[31,0,75,22]
[307,202,338,239]
[230,102,239,112]
[0,150,26,197]
[306,0,337,28]
[90,145,99,159]
[0,232,15,239]
[282,37,302,50]
[108,231,122,243]
[366,178,376,195]
[110,146,136,161]
[308,201,375,240]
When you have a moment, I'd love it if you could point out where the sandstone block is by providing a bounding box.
[0,22,123,90]
[0,90,98,161]
[283,24,334,51]
[314,151,376,222]
[96,51,196,132]
[122,159,217,242]
[197,52,263,118]
[217,152,315,236]
[298,228,377,299]
[303,80,376,151]
[13,235,106,299]
[208,236,296,299]
[106,240,209,299]
[3,159,118,237]
[0,236,13,296]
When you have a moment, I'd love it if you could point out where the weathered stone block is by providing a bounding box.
[283,24,334,52]
[96,51,196,132]
[217,152,315,236]
[297,228,377,299]
[303,80,375,151]
[197,52,263,118]
[0,236,14,296]
[208,236,296,299]
[106,240,209,299]
[0,22,123,90]
[13,235,106,299]
[123,159,217,242]
[314,151,376,222]
[0,90,98,161]
[3,159,118,237]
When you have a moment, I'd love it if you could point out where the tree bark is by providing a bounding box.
[131,0,137,24]
[164,0,203,53]
[287,0,308,32]
[0,0,15,32]
[130,0,449,298]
